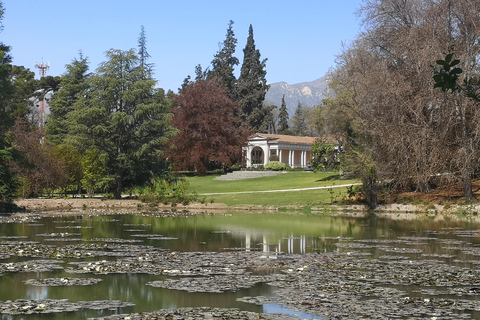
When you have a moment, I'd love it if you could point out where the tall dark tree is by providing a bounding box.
[170,79,250,174]
[67,49,176,198]
[137,25,153,77]
[207,20,239,99]
[277,94,290,134]
[0,1,19,209]
[237,24,269,130]
[11,66,36,121]
[291,102,307,136]
[46,52,90,145]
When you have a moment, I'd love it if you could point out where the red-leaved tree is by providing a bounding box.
[170,79,250,174]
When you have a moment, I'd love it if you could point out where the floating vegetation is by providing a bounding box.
[0,299,134,314]
[147,274,283,293]
[92,307,287,320]
[36,233,81,237]
[25,277,102,286]
[0,260,64,273]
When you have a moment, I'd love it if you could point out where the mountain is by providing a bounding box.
[265,75,332,116]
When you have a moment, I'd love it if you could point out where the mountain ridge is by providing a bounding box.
[265,75,332,116]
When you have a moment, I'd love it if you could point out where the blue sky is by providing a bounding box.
[1,0,363,92]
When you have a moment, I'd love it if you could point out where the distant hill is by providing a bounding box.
[265,75,332,116]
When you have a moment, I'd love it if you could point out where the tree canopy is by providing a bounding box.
[65,49,176,198]
[236,24,269,130]
[170,79,250,174]
[324,0,480,207]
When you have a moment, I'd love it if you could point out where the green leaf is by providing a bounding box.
[436,60,447,66]
[451,67,463,75]
[450,59,460,67]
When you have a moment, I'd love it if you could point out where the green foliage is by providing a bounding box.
[311,140,342,171]
[67,49,176,198]
[207,20,239,99]
[265,161,290,171]
[80,147,110,196]
[433,53,462,93]
[46,52,90,145]
[0,15,19,209]
[138,177,198,207]
[290,102,307,136]
[237,24,269,130]
[277,94,290,135]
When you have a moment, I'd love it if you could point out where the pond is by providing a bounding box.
[0,212,480,319]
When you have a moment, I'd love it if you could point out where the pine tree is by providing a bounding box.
[46,52,90,145]
[237,24,269,130]
[67,49,176,198]
[291,102,307,136]
[277,94,290,134]
[137,25,153,77]
[207,20,239,99]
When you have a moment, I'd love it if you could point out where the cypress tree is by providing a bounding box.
[277,94,290,134]
[291,102,307,136]
[237,24,269,130]
[207,20,239,99]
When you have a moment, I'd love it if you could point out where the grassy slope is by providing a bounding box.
[186,172,359,207]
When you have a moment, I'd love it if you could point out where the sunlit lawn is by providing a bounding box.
[185,171,360,207]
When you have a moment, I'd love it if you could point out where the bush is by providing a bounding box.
[265,161,290,171]
[269,154,279,161]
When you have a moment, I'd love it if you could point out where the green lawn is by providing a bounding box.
[186,171,360,207]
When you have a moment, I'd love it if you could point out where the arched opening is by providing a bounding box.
[251,147,264,165]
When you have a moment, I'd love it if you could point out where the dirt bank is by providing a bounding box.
[11,198,480,222]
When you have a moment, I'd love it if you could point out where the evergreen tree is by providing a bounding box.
[67,49,176,198]
[46,52,90,145]
[277,94,290,134]
[11,66,36,121]
[237,24,269,130]
[207,20,239,99]
[0,1,19,209]
[137,25,153,77]
[291,102,307,136]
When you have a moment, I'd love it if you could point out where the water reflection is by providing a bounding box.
[1,212,480,319]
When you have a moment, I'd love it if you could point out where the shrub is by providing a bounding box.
[269,154,279,161]
[265,161,290,171]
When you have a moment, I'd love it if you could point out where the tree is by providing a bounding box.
[10,120,69,197]
[170,79,250,174]
[137,25,153,77]
[67,49,176,198]
[277,94,290,134]
[323,0,480,207]
[290,102,307,136]
[207,20,239,99]
[236,24,269,130]
[0,1,19,209]
[46,52,90,145]
[11,66,36,120]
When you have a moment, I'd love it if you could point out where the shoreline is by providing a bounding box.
[10,198,480,222]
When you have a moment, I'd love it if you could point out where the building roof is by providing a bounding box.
[248,133,318,145]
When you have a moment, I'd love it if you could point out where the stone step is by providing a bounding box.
[216,171,286,181]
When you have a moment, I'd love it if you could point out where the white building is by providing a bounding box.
[243,133,317,168]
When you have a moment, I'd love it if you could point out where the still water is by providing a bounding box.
[0,212,480,319]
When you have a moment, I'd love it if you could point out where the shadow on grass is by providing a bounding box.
[316,175,342,182]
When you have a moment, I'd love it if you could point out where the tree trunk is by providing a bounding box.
[363,176,378,210]
[463,173,475,200]
[114,171,123,200]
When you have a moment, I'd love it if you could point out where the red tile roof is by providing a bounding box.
[249,133,318,144]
